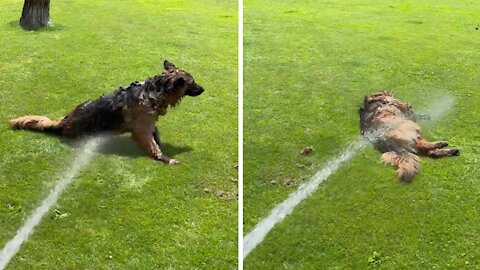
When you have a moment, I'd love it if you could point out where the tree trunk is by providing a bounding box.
[19,0,51,30]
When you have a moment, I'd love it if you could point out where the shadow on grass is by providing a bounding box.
[8,20,66,32]
[95,135,193,158]
[60,135,193,159]
[7,121,192,159]
[59,134,193,158]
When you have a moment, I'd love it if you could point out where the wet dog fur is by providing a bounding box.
[359,91,459,181]
[9,60,204,164]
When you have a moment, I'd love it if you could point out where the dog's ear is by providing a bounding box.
[165,76,186,93]
[173,77,186,89]
[164,60,176,71]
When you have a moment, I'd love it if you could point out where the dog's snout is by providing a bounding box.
[186,85,204,97]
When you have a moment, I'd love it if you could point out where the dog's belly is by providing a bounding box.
[373,120,419,153]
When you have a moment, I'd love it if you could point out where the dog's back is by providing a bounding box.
[58,85,139,136]
[9,87,131,137]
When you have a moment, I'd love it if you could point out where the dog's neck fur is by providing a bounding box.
[130,72,185,116]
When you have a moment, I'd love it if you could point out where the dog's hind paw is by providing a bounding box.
[451,149,460,156]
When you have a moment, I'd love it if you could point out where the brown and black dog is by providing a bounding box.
[359,91,459,181]
[9,60,204,164]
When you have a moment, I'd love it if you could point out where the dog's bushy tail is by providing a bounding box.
[381,151,420,182]
[9,115,62,133]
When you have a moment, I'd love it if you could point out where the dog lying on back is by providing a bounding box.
[9,60,204,164]
[359,91,459,181]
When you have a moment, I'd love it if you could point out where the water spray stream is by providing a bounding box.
[0,137,105,270]
[418,94,456,122]
[243,94,456,259]
[243,138,368,258]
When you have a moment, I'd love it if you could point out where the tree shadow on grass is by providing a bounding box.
[8,20,66,32]
[60,135,193,159]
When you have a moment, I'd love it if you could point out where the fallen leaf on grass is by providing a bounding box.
[300,146,314,155]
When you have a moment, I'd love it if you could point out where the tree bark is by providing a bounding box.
[19,0,51,30]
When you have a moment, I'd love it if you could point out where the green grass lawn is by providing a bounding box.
[244,0,480,268]
[0,0,237,269]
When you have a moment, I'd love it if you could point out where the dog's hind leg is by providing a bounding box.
[417,139,449,151]
[131,128,179,165]
[416,131,450,153]
[416,133,459,158]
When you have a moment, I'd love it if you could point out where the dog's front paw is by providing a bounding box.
[168,159,180,165]
[155,154,179,164]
